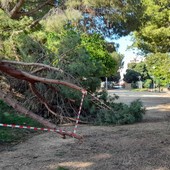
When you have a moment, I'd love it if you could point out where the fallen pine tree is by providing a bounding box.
[0,60,145,134]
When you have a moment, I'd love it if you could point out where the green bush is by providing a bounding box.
[131,82,138,89]
[94,98,145,125]
[129,99,145,122]
[143,79,152,88]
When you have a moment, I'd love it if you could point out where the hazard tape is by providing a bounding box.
[0,89,87,140]
[0,123,66,133]
[73,89,87,134]
[0,123,83,139]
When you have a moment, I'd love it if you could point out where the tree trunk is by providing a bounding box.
[0,89,57,129]
[0,61,84,92]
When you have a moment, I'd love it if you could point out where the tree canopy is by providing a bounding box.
[128,61,150,81]
[145,53,170,86]
[0,0,144,36]
[133,0,170,53]
[123,69,141,83]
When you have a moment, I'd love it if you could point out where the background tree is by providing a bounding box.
[145,53,170,86]
[0,0,144,36]
[133,0,170,53]
[128,62,150,81]
[123,69,141,84]
[0,0,54,19]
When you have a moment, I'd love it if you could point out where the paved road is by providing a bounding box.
[109,89,170,107]
[109,89,170,121]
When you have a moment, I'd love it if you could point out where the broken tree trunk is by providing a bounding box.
[0,60,84,92]
[0,89,57,129]
[0,60,87,139]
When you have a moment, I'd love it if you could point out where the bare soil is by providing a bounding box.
[0,91,170,170]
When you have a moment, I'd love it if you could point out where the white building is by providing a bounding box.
[119,56,144,85]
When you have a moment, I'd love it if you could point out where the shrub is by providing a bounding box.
[129,99,145,122]
[143,79,152,88]
[94,96,145,125]
[0,100,11,122]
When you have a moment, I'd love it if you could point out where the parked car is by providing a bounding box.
[113,85,123,89]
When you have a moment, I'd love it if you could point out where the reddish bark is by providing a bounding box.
[10,0,25,19]
[0,60,86,139]
[0,89,56,129]
[0,89,83,139]
[0,61,84,92]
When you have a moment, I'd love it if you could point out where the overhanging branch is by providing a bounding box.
[0,61,84,92]
[10,0,25,19]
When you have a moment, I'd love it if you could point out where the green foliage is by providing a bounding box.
[41,8,82,33]
[126,53,170,88]
[0,0,52,19]
[143,79,152,88]
[46,30,119,92]
[145,53,170,86]
[95,98,145,125]
[129,99,145,122]
[78,90,145,125]
[0,9,35,60]
[128,62,150,81]
[0,100,11,112]
[1,0,145,37]
[134,0,170,53]
[81,33,117,76]
[123,69,141,83]
[65,0,144,36]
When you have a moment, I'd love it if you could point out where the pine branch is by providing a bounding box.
[10,0,25,19]
[0,61,84,92]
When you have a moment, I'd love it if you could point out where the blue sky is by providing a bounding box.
[112,35,144,79]
[114,35,142,63]
[106,34,143,64]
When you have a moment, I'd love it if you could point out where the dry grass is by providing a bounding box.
[0,91,170,170]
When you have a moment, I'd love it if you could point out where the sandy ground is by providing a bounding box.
[0,90,170,170]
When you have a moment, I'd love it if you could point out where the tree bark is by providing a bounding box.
[0,89,56,129]
[10,0,25,19]
[0,61,84,92]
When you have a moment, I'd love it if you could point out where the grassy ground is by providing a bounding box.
[0,100,43,144]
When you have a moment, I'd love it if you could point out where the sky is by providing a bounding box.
[114,35,142,64]
[113,35,144,79]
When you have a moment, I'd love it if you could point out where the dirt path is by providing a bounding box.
[0,91,170,170]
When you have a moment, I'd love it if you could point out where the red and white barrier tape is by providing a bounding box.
[73,89,87,134]
[0,123,83,139]
[0,123,65,132]
[0,89,87,140]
